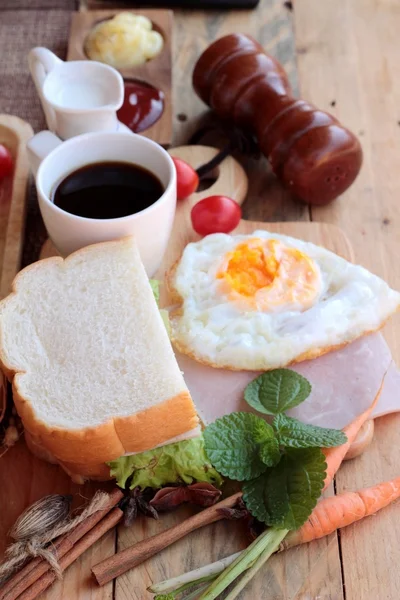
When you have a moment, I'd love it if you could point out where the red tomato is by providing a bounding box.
[191,195,242,236]
[172,156,199,200]
[0,144,13,181]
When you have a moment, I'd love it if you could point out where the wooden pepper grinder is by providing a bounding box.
[193,33,362,205]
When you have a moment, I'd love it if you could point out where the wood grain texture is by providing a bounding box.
[0,115,32,299]
[170,145,249,203]
[68,10,173,146]
[295,1,400,598]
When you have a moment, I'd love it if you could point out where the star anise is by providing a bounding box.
[217,497,250,521]
[150,482,222,512]
[121,482,222,527]
[120,486,159,527]
[217,497,266,541]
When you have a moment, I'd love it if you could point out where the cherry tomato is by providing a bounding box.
[0,144,13,181]
[172,156,199,200]
[191,195,242,236]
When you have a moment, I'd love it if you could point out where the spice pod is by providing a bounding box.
[68,10,173,147]
[193,33,363,205]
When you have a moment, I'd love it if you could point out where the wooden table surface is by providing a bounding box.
[1,0,399,599]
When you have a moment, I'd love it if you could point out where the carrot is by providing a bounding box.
[322,370,387,491]
[282,475,400,549]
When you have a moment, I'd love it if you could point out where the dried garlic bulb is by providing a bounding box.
[10,494,72,541]
[84,12,164,69]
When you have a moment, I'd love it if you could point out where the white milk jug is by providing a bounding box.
[28,47,130,140]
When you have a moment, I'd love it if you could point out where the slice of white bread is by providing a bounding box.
[0,237,199,481]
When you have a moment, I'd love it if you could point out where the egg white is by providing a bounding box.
[169,231,400,371]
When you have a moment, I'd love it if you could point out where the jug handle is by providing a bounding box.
[28,48,62,134]
[27,131,63,178]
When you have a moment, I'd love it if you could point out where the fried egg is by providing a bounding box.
[168,231,400,370]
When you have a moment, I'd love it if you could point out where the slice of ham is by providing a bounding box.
[176,333,400,430]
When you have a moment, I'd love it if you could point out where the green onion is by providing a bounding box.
[198,528,288,599]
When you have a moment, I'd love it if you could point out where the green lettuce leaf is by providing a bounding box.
[149,279,160,303]
[108,436,223,490]
[149,279,170,335]
[244,369,312,416]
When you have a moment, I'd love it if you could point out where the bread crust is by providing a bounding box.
[115,391,199,453]
[24,429,109,482]
[12,377,198,464]
[0,238,199,472]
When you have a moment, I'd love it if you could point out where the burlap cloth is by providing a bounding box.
[0,9,73,267]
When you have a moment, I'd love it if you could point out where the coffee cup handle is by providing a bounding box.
[27,131,63,178]
[28,48,62,134]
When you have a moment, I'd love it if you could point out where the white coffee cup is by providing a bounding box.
[27,130,177,276]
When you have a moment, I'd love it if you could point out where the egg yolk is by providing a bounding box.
[217,238,322,312]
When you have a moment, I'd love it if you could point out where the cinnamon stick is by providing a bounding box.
[15,507,123,600]
[0,488,123,600]
[92,491,243,586]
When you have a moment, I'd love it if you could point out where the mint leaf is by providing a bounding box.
[244,369,311,416]
[259,438,281,467]
[243,448,326,529]
[273,448,326,529]
[274,413,347,449]
[203,413,272,481]
[252,419,275,444]
[242,474,273,524]
[150,279,160,303]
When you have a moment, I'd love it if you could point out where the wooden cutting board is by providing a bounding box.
[0,145,353,599]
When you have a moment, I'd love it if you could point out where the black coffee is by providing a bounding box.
[52,161,164,219]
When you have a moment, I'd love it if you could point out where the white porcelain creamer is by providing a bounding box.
[28,47,128,139]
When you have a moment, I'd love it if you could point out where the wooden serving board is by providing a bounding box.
[68,10,173,147]
[0,115,33,299]
[0,113,32,538]
[17,145,355,599]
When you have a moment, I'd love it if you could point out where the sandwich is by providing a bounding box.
[0,237,221,489]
